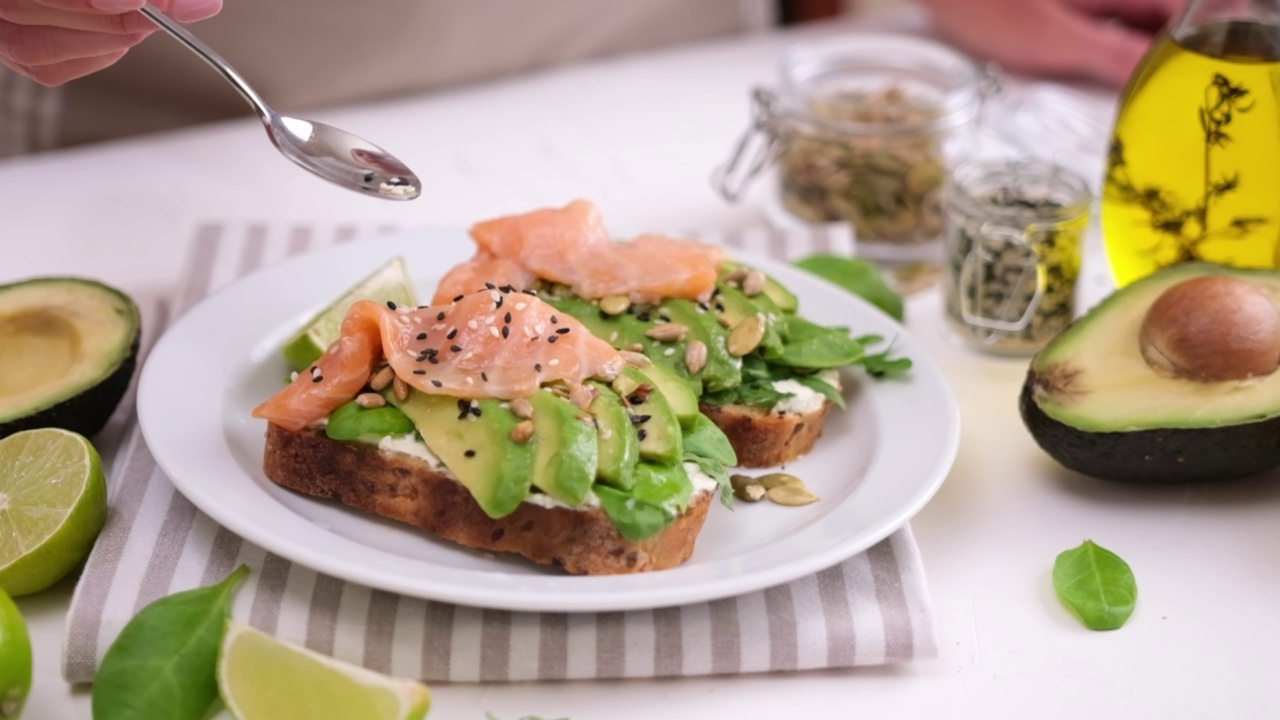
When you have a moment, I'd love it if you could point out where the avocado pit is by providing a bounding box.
[1139,275,1280,383]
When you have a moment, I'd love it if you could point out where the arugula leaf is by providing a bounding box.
[1053,540,1137,631]
[93,566,250,720]
[792,375,847,410]
[860,351,913,378]
[794,254,905,322]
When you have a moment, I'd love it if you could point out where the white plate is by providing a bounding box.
[137,228,959,613]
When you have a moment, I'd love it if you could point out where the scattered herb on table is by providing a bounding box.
[794,254,905,322]
[92,565,250,720]
[1052,540,1136,631]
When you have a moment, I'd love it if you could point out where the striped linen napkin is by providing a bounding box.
[63,221,938,684]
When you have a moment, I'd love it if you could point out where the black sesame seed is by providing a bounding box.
[547,335,559,344]
[551,315,559,324]
[501,326,510,339]
[698,302,710,311]
[495,296,504,309]
[464,449,476,458]
[413,369,426,375]
[481,372,489,382]
[416,332,427,340]
[637,312,651,322]
[431,380,443,387]
[312,375,323,383]
[458,399,470,411]
[555,327,570,335]
[447,328,458,340]
[628,395,645,405]
[450,344,463,352]
[500,285,514,293]
[453,294,464,302]
[437,311,446,321]
[428,357,439,364]
[459,410,471,420]
[485,282,496,290]
[598,310,610,320]
[630,414,651,425]
[714,303,725,313]
[363,171,375,182]
[471,407,482,417]
[535,363,543,372]
[387,301,398,310]
[504,312,512,324]
[637,429,648,441]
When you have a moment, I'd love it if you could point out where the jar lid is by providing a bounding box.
[948,159,1093,226]
[776,34,988,137]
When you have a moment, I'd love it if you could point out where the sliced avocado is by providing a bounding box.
[391,391,534,518]
[660,299,741,392]
[529,389,598,506]
[628,362,699,430]
[325,401,414,441]
[1021,262,1280,483]
[0,278,140,440]
[588,383,639,490]
[760,275,799,313]
[614,367,682,465]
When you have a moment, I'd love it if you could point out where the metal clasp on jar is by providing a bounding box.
[713,88,781,203]
[957,222,1045,333]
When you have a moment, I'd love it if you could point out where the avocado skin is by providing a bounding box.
[1019,371,1280,483]
[0,331,139,441]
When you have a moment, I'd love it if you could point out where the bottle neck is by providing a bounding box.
[1174,0,1280,39]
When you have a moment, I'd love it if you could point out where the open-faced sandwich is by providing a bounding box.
[434,200,905,467]
[253,287,738,575]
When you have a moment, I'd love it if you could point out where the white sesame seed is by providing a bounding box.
[515,302,527,311]
[609,331,618,342]
[490,290,502,302]
[549,358,560,366]
[289,371,299,382]
[466,376,474,385]
[462,351,474,360]
[433,323,446,331]
[663,348,675,356]
[601,428,613,440]
[489,326,500,337]
[485,315,496,325]
[468,320,478,330]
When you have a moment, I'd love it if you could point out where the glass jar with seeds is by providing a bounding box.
[943,160,1091,356]
[716,34,995,263]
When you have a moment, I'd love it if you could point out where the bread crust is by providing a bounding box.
[262,424,711,575]
[701,401,830,468]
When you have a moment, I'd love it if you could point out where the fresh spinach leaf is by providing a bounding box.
[1053,540,1137,631]
[682,414,737,507]
[794,254,905,322]
[93,565,250,720]
[792,375,847,410]
[772,316,867,369]
[630,462,693,513]
[595,485,674,542]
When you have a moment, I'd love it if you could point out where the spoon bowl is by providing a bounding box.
[142,5,421,201]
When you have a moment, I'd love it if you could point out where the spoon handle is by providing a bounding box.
[138,4,271,121]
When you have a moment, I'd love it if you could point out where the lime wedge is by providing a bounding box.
[218,620,431,720]
[0,428,106,596]
[0,588,31,720]
[282,257,418,371]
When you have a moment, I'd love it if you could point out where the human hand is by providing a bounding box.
[921,0,1185,86]
[0,0,222,86]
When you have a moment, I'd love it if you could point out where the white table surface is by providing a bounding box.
[8,7,1279,719]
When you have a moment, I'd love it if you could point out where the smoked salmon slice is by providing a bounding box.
[253,290,623,431]
[432,200,726,304]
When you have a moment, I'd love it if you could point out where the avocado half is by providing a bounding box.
[0,278,141,440]
[1020,263,1280,483]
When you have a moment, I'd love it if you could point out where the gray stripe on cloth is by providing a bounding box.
[537,614,568,680]
[363,591,400,674]
[868,539,914,661]
[596,612,625,678]
[176,224,222,314]
[764,584,798,671]
[132,491,198,613]
[248,553,292,635]
[480,610,513,681]
[287,225,312,256]
[708,598,741,675]
[421,602,455,680]
[239,225,269,276]
[198,527,244,588]
[653,607,683,677]
[306,574,345,655]
[816,564,857,666]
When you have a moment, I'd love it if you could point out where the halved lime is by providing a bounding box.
[282,256,418,371]
[218,620,431,720]
[0,588,31,720]
[0,428,106,596]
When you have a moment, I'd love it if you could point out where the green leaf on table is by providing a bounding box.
[92,565,250,720]
[794,254,905,322]
[1052,540,1136,631]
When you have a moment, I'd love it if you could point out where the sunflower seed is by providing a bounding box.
[355,392,386,409]
[510,420,534,443]
[369,366,395,391]
[742,270,767,297]
[645,322,688,342]
[620,350,652,367]
[684,340,708,374]
[392,375,410,402]
[509,397,534,420]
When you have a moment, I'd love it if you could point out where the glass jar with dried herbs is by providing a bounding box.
[716,34,994,263]
[943,160,1091,356]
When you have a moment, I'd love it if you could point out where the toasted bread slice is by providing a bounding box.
[701,400,831,468]
[262,424,712,575]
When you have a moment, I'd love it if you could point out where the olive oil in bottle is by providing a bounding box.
[1102,18,1280,286]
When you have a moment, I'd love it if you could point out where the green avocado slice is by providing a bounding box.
[0,277,140,440]
[588,383,639,491]
[613,367,682,465]
[529,389,598,506]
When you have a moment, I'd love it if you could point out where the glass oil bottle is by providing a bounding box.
[1102,0,1280,286]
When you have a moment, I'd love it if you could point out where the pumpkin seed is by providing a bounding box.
[758,472,803,490]
[599,295,631,315]
[730,474,766,502]
[727,314,766,356]
[766,485,820,506]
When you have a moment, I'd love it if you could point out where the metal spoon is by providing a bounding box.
[139,4,421,201]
